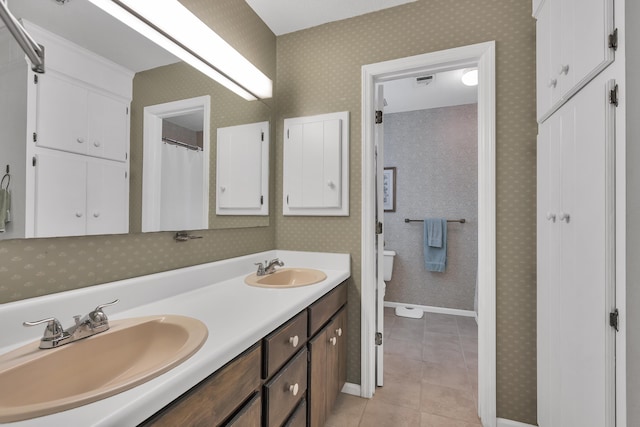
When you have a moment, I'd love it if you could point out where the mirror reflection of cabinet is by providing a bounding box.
[216,121,269,216]
[0,21,132,239]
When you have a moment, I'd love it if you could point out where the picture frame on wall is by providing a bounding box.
[383,167,396,212]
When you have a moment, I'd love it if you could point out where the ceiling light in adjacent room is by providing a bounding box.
[461,68,478,86]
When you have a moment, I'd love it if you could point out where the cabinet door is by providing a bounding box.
[308,327,327,427]
[560,0,613,96]
[87,92,128,161]
[86,160,128,236]
[34,152,87,237]
[326,308,347,415]
[37,73,88,155]
[537,76,616,427]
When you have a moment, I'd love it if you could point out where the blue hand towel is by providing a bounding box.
[424,218,447,272]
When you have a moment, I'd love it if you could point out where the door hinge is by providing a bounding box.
[375,110,383,124]
[261,131,264,142]
[260,195,264,205]
[125,171,128,179]
[286,195,289,205]
[375,332,382,346]
[376,221,383,235]
[32,156,36,167]
[287,129,290,139]
[32,132,37,142]
[609,28,618,51]
[33,74,38,84]
[610,308,619,331]
[609,84,619,107]
[126,107,129,115]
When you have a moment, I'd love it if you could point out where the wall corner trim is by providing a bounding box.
[496,418,537,427]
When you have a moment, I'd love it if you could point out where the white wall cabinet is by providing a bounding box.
[537,72,617,427]
[0,21,132,239]
[34,152,128,237]
[283,112,349,216]
[535,0,615,122]
[216,121,269,216]
[37,73,129,162]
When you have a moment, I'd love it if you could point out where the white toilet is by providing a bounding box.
[384,250,424,319]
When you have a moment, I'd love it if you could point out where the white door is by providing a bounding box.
[375,84,385,387]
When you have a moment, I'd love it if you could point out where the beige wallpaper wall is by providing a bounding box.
[0,0,277,303]
[275,0,537,423]
[384,104,478,311]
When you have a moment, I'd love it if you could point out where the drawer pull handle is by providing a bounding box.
[329,337,337,346]
[335,328,343,337]
[289,335,299,347]
[289,383,299,396]
[77,137,85,144]
[559,212,570,222]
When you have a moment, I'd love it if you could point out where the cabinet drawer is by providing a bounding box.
[142,344,261,426]
[264,348,308,427]
[263,311,307,379]
[225,392,261,427]
[308,282,347,336]
[284,398,306,427]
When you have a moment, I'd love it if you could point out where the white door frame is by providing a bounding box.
[361,41,496,426]
[141,95,211,232]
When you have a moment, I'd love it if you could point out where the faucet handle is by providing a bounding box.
[89,299,119,327]
[254,262,266,276]
[23,317,64,340]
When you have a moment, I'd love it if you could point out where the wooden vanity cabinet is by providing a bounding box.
[140,344,261,427]
[307,284,348,427]
[140,281,348,427]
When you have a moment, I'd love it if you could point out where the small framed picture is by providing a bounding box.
[383,167,396,212]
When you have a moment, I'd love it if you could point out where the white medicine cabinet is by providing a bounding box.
[283,111,349,216]
[216,121,269,216]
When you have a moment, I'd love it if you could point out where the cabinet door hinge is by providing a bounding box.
[609,28,618,51]
[375,332,382,345]
[375,110,383,124]
[33,74,38,84]
[32,156,36,167]
[287,129,290,139]
[609,84,619,107]
[32,132,37,142]
[286,195,289,205]
[376,221,383,235]
[260,195,264,205]
[126,107,129,115]
[610,308,619,331]
[261,131,264,142]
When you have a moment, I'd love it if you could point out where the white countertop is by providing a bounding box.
[0,250,351,426]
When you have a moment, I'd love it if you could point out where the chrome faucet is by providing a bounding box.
[23,299,119,349]
[254,258,284,276]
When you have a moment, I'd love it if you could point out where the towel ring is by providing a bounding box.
[0,173,9,191]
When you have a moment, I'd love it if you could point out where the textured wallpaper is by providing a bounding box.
[0,0,278,303]
[275,0,537,423]
[384,104,478,311]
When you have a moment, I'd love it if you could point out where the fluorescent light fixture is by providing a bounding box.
[87,0,272,100]
[461,68,478,87]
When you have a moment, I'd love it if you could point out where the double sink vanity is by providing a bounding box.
[0,250,350,426]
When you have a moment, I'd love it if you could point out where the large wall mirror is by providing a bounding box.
[0,0,272,240]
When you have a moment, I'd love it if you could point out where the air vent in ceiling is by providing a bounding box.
[415,75,434,86]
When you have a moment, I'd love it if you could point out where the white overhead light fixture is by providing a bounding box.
[87,0,272,101]
[461,68,478,87]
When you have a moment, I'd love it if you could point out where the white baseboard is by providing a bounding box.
[497,418,536,427]
[384,301,476,318]
[341,382,362,396]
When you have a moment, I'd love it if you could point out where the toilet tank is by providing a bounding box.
[383,250,396,281]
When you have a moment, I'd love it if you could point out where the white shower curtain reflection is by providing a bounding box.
[159,142,205,230]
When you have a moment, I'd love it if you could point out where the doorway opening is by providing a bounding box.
[361,41,496,426]
[141,95,211,232]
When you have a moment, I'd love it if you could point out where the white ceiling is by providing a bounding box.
[5,0,179,72]
[381,68,478,114]
[245,0,417,35]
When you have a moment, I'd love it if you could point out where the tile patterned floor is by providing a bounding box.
[326,308,480,427]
